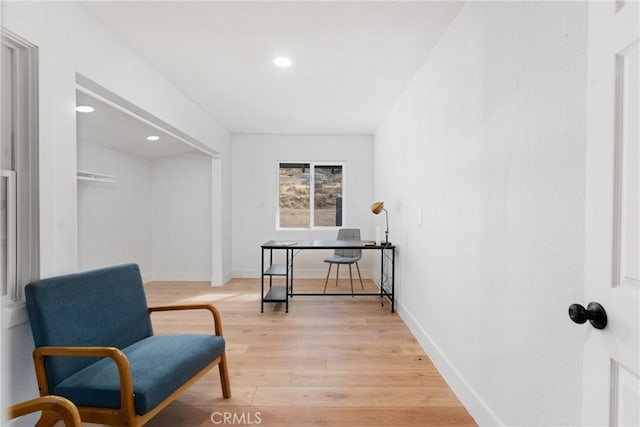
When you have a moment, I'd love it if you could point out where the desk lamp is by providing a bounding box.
[370,201,389,245]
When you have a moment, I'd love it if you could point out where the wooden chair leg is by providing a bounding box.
[219,352,232,398]
[355,262,364,290]
[348,264,354,296]
[323,264,332,293]
[335,265,340,287]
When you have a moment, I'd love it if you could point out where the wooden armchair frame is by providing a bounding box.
[8,395,82,427]
[32,304,231,427]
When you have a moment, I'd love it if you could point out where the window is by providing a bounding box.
[278,162,344,229]
[2,44,15,299]
[1,30,39,302]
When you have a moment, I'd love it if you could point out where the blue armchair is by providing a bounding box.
[25,263,230,427]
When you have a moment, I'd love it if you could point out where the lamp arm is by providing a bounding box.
[384,209,388,233]
[384,209,389,243]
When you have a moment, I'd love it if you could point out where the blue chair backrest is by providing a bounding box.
[335,228,362,259]
[25,264,153,388]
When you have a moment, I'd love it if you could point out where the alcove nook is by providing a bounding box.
[76,88,213,283]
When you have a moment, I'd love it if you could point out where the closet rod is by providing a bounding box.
[76,170,117,184]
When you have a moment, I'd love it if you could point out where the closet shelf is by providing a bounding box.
[76,170,117,184]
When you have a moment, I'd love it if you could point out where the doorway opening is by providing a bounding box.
[75,77,218,284]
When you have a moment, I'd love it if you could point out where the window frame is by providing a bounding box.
[1,29,39,305]
[276,161,346,230]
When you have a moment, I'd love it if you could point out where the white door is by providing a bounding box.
[582,1,639,426]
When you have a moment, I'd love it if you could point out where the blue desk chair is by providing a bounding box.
[323,228,365,295]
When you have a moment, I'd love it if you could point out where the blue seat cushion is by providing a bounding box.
[324,254,360,264]
[52,334,225,415]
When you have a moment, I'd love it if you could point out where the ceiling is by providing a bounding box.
[76,90,201,160]
[81,1,464,135]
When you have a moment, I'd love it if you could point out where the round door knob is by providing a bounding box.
[568,302,607,329]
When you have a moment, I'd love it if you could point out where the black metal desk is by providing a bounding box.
[260,240,395,313]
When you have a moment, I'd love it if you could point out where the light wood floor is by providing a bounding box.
[135,278,475,427]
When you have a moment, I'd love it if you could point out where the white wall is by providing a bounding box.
[1,2,231,418]
[151,154,212,281]
[77,145,213,283]
[231,134,375,278]
[3,2,230,278]
[77,143,152,279]
[374,2,587,426]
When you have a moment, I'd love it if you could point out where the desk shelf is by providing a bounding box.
[263,286,287,302]
[264,264,289,276]
[260,247,294,313]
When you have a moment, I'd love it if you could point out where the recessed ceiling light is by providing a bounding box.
[75,105,95,113]
[273,56,293,68]
[146,135,160,141]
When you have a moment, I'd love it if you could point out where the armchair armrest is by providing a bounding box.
[148,304,224,336]
[32,346,135,420]
[8,395,81,427]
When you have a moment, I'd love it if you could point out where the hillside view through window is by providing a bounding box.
[278,162,343,228]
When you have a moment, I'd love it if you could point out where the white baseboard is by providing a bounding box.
[223,271,233,284]
[150,271,212,282]
[143,271,232,285]
[231,269,261,278]
[231,268,376,280]
[211,271,233,287]
[289,268,335,279]
[396,300,503,427]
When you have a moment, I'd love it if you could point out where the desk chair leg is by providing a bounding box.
[323,264,332,293]
[335,265,340,287]
[348,264,354,296]
[355,262,364,290]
